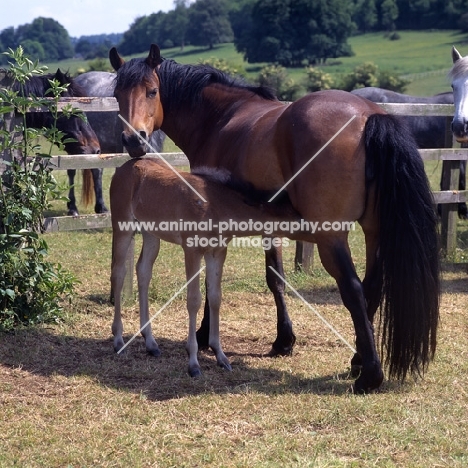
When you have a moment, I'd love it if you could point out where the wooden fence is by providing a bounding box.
[1,92,467,299]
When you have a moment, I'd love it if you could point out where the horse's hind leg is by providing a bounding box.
[264,242,296,356]
[317,239,383,394]
[136,231,161,357]
[350,226,382,376]
[111,230,135,353]
[66,169,79,216]
[204,247,232,371]
[92,168,109,213]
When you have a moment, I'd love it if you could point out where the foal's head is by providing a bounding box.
[109,44,163,158]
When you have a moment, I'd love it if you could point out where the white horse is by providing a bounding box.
[449,47,468,142]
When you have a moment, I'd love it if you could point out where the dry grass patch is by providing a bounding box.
[1,223,468,466]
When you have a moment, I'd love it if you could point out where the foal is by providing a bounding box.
[110,158,300,377]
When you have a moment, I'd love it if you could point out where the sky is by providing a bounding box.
[0,0,178,38]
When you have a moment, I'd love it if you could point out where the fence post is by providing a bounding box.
[294,241,315,273]
[440,116,459,257]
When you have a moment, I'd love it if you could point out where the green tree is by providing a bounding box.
[352,0,378,32]
[235,0,355,66]
[186,0,233,49]
[118,13,166,55]
[159,3,189,50]
[381,0,399,31]
[257,64,302,101]
[0,18,73,63]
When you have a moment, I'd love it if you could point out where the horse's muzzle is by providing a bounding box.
[122,132,147,158]
[451,119,468,142]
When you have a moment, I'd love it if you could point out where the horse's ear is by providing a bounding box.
[54,68,66,84]
[109,47,125,71]
[452,46,463,63]
[146,44,162,69]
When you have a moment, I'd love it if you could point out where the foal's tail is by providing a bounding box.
[364,113,440,380]
[81,169,94,207]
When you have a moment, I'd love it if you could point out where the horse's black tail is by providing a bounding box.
[364,113,440,380]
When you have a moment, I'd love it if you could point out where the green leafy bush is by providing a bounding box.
[0,47,76,331]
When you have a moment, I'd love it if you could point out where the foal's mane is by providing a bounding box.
[448,56,468,80]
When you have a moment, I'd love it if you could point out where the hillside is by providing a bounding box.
[43,29,468,96]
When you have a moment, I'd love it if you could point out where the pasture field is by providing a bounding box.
[1,161,468,466]
[44,29,468,96]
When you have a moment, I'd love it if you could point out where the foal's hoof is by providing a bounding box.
[67,208,79,217]
[218,361,233,372]
[188,366,202,378]
[147,347,161,358]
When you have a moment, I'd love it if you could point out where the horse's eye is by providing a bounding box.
[148,88,158,98]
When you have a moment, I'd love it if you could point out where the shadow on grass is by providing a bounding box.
[0,326,401,401]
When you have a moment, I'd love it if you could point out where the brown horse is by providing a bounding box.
[110,157,300,377]
[109,44,440,393]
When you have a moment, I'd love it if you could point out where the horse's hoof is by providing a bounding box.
[350,365,362,379]
[188,367,202,378]
[147,347,161,358]
[67,209,79,217]
[95,205,109,214]
[353,365,384,394]
[269,333,296,357]
[218,361,233,372]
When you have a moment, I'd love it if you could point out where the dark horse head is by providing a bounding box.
[13,68,101,155]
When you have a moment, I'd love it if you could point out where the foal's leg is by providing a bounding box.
[184,250,204,377]
[264,242,296,356]
[136,231,161,357]
[204,247,232,371]
[92,168,109,214]
[317,239,384,394]
[197,242,296,356]
[66,169,79,216]
[111,230,135,353]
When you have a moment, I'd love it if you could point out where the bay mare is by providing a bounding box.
[109,44,440,393]
[351,87,467,219]
[110,157,300,377]
[12,69,105,216]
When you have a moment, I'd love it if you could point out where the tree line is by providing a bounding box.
[1,0,468,67]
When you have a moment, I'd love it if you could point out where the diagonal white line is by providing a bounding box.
[268,115,356,202]
[268,266,356,353]
[117,266,206,354]
[118,114,208,203]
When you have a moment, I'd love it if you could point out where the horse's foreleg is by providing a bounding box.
[136,232,161,357]
[318,240,383,394]
[110,230,135,353]
[204,247,231,371]
[264,241,296,356]
[184,250,203,377]
[92,168,109,214]
[67,169,79,216]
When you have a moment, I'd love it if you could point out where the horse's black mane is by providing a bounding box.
[115,57,278,113]
[12,71,85,97]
